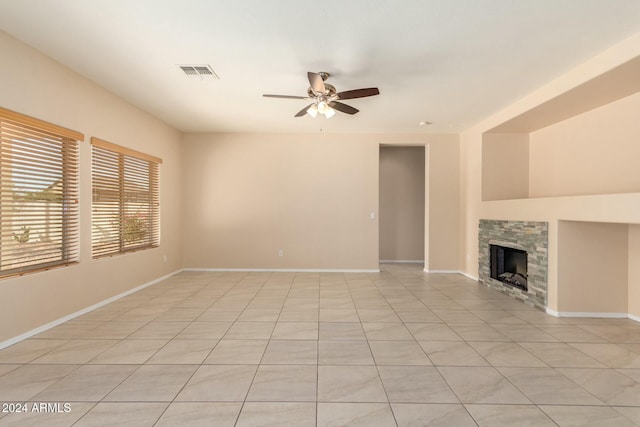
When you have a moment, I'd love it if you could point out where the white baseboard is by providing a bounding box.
[0,269,183,350]
[546,308,639,323]
[424,269,459,274]
[545,308,560,317]
[458,271,479,281]
[421,269,479,281]
[184,268,380,273]
[380,260,423,264]
[186,267,478,279]
[550,311,628,318]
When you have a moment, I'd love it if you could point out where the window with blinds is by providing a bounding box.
[91,138,160,258]
[0,107,82,277]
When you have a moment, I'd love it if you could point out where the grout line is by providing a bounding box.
[231,272,292,425]
[344,272,399,425]
[313,273,321,427]
[69,401,100,426]
[154,272,262,425]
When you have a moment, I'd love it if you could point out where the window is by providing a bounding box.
[91,138,161,258]
[0,107,82,277]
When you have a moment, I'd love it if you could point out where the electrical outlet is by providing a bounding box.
[278,250,284,257]
[163,254,167,263]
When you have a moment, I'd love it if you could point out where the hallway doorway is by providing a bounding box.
[379,145,425,263]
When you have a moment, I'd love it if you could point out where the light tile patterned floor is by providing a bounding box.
[1,263,640,426]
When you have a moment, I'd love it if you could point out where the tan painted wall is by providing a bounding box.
[459,32,640,315]
[557,221,628,313]
[459,131,482,279]
[379,146,425,261]
[181,133,460,271]
[530,92,640,197]
[427,139,460,271]
[629,225,640,318]
[482,133,529,201]
[0,31,183,343]
[182,133,380,270]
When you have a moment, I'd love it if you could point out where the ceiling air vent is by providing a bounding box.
[179,64,219,80]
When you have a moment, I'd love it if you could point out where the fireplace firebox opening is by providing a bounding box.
[490,244,528,291]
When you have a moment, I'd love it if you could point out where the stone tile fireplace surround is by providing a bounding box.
[479,220,548,310]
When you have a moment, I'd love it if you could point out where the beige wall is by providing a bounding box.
[459,32,640,316]
[379,146,425,261]
[629,225,640,318]
[459,131,482,279]
[482,133,529,201]
[181,133,460,272]
[182,133,380,270]
[427,138,460,271]
[557,221,628,313]
[529,92,640,197]
[0,31,183,343]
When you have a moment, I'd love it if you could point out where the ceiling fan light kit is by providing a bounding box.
[307,104,319,118]
[315,100,335,118]
[264,72,380,119]
[322,106,336,118]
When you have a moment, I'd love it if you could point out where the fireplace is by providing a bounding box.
[478,220,548,310]
[490,244,527,291]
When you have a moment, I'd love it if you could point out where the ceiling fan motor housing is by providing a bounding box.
[307,83,337,98]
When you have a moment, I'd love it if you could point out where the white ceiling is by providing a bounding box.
[0,0,639,134]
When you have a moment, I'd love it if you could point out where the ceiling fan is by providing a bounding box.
[263,72,380,118]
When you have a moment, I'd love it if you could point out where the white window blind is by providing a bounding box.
[0,107,82,277]
[91,138,161,258]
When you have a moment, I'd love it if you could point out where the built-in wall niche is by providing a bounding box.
[482,56,640,202]
[557,220,639,317]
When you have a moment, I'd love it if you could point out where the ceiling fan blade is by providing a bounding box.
[263,94,308,99]
[308,72,326,94]
[294,104,314,117]
[336,87,380,100]
[330,101,359,115]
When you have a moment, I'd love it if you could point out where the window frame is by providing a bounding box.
[90,137,161,258]
[0,107,83,278]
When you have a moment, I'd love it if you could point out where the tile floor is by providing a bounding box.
[1,263,640,426]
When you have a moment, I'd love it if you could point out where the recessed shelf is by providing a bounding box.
[481,55,640,202]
